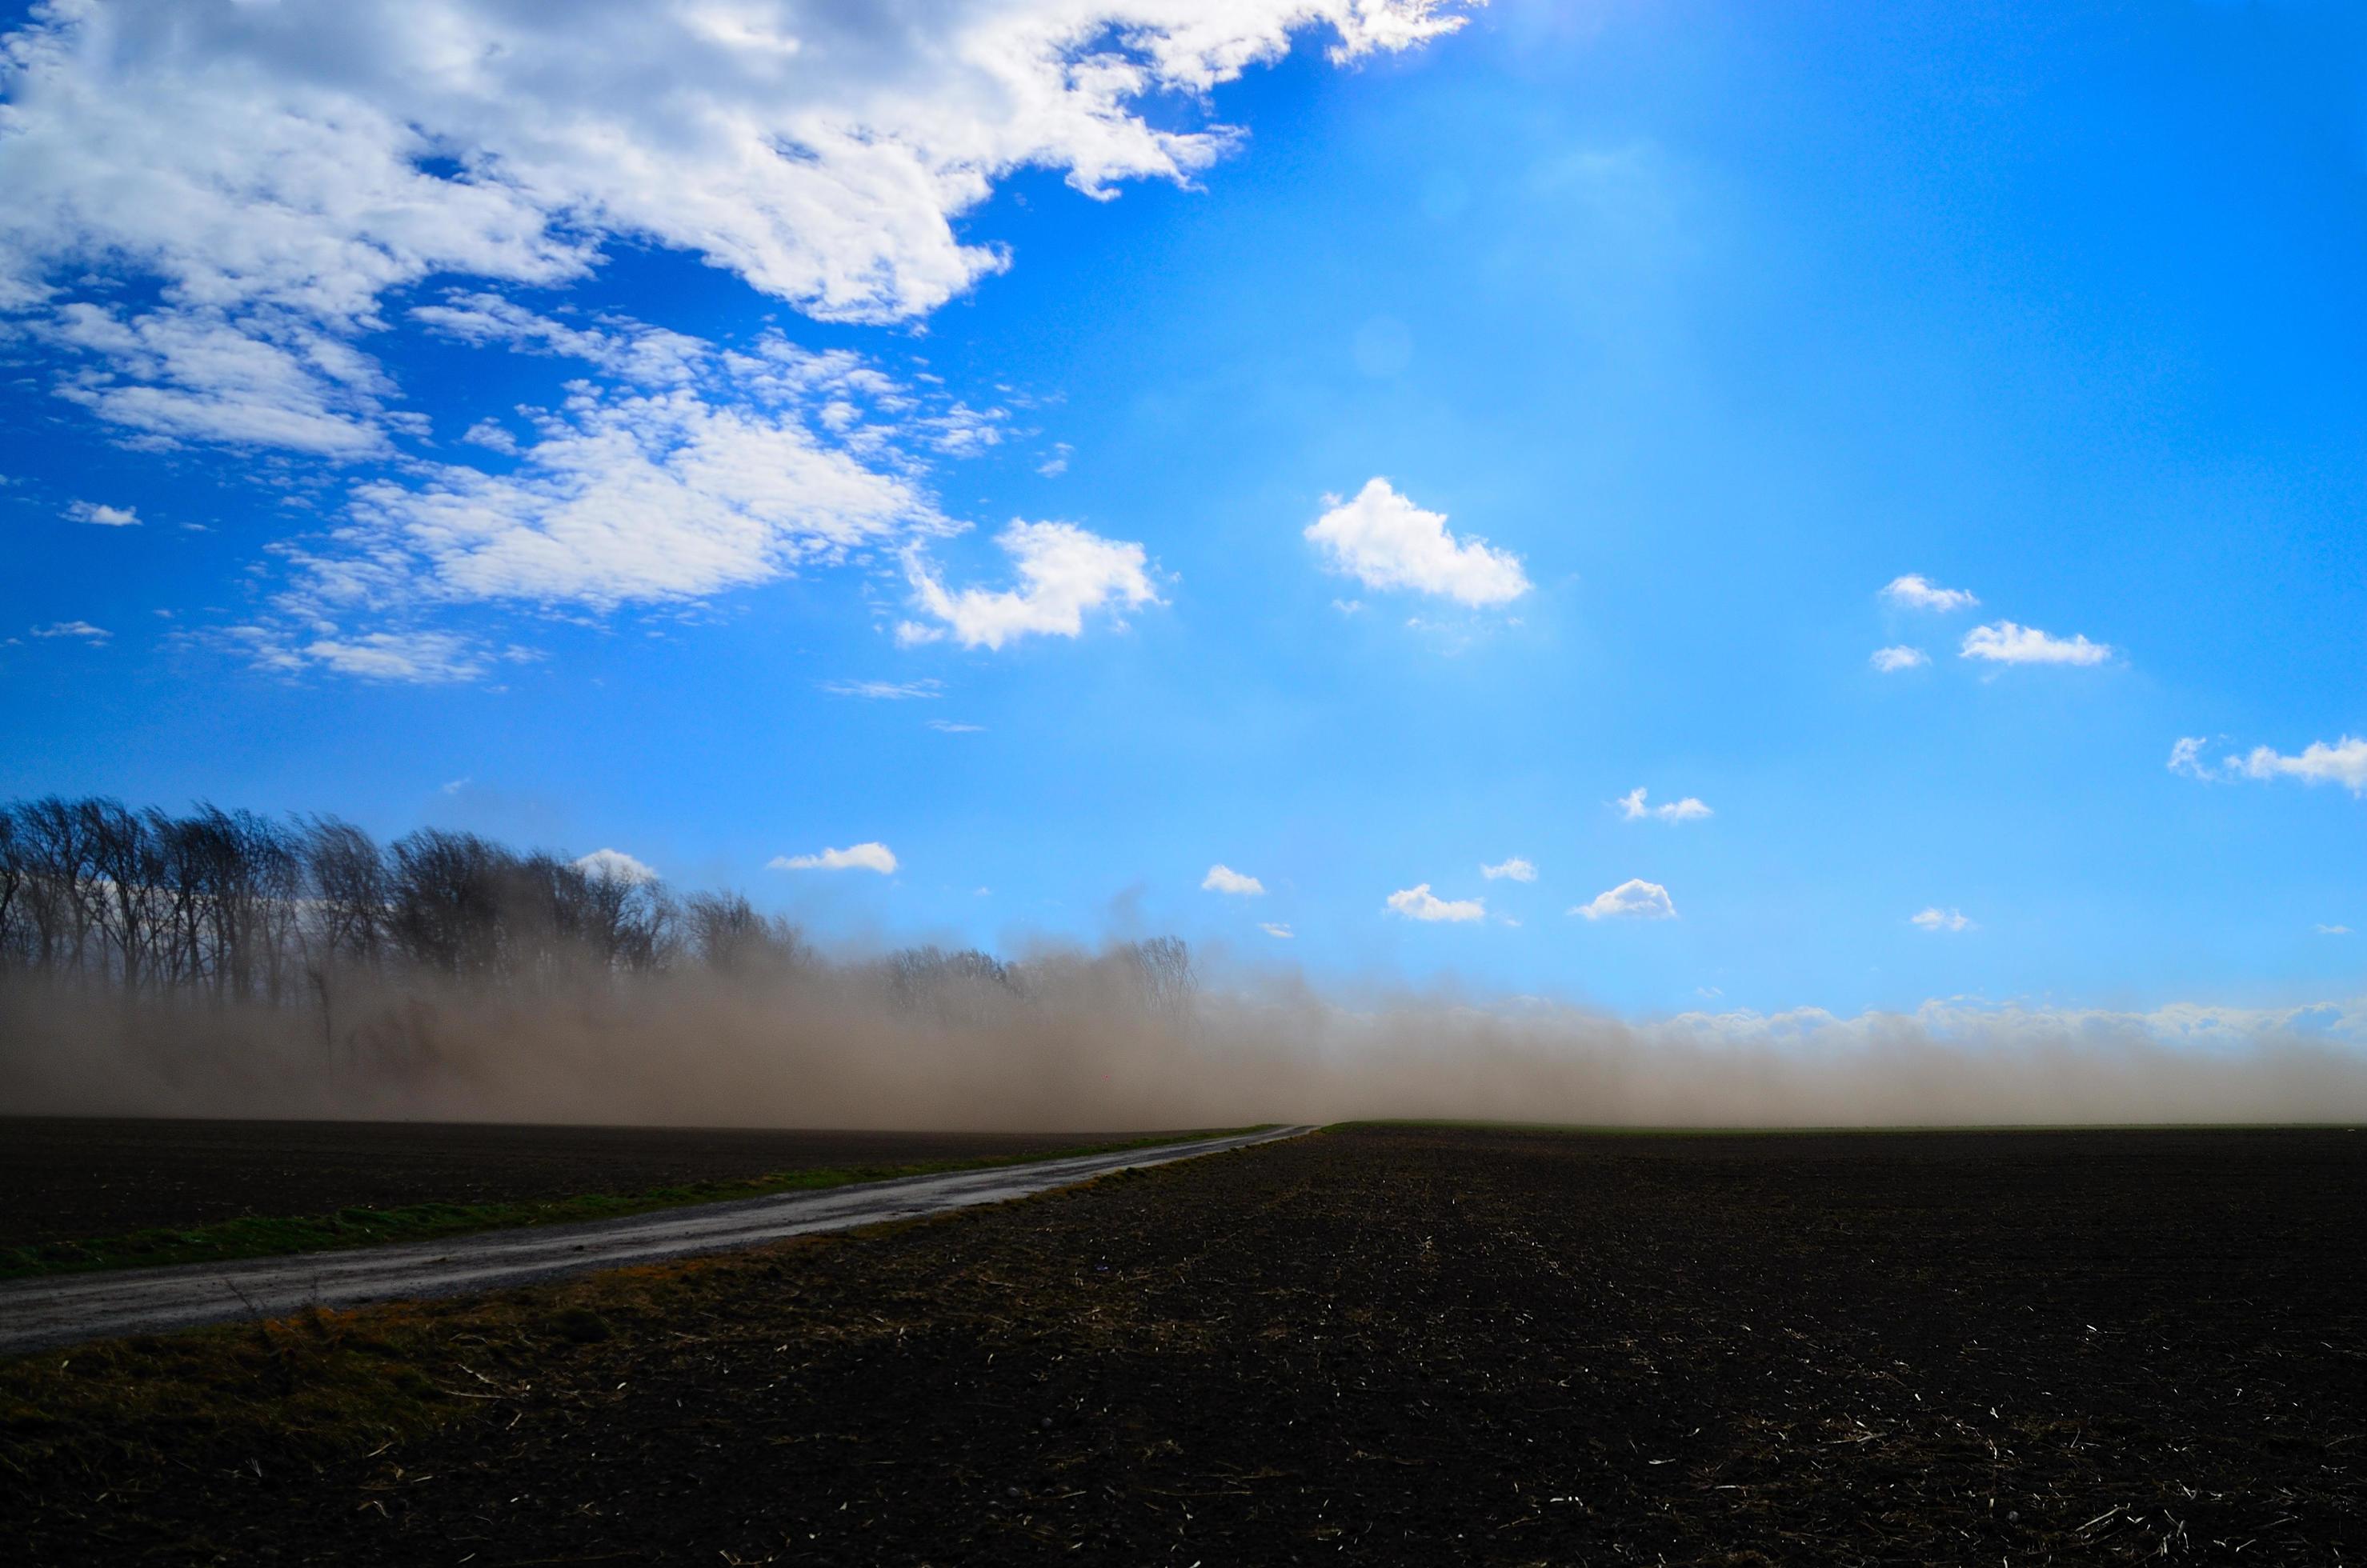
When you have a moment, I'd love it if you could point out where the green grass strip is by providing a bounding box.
[0,1126,1268,1282]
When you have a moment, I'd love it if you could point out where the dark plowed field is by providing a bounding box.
[7,1123,2365,1564]
[0,1118,1145,1246]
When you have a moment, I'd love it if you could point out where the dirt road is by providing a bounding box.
[0,1124,1312,1353]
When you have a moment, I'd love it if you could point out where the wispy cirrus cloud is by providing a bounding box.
[30,620,110,642]
[822,678,943,701]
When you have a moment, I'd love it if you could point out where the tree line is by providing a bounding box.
[0,795,1195,1017]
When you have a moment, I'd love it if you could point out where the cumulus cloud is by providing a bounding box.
[2236,737,2367,796]
[67,500,139,526]
[461,418,520,455]
[1880,574,1978,612]
[2171,734,2367,795]
[575,848,659,885]
[770,842,899,874]
[1304,478,1529,606]
[1572,878,1676,921]
[1386,884,1486,922]
[30,620,110,642]
[342,379,939,609]
[1480,856,1537,882]
[904,520,1159,650]
[1960,622,2113,666]
[1616,787,1712,823]
[0,2,1464,338]
[1202,864,1266,897]
[1260,922,1295,938]
[0,1,1462,659]
[1910,906,1973,933]
[1870,645,1928,673]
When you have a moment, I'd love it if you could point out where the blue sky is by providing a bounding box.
[3,0,2364,1023]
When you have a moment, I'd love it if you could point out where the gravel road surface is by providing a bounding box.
[0,1125,1313,1354]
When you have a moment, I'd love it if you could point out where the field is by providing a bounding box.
[5,1122,2365,1564]
[0,1117,1157,1247]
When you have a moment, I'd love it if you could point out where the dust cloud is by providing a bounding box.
[3,947,2363,1130]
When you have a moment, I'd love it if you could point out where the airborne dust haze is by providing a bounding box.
[5,945,2364,1130]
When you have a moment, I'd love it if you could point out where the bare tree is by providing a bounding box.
[1123,935,1198,1021]
[302,816,387,966]
[390,828,511,978]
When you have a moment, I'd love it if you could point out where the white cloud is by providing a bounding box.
[67,500,140,526]
[1480,856,1537,882]
[1664,995,2367,1057]
[1203,864,1266,897]
[927,719,985,734]
[575,848,659,885]
[1260,922,1295,938]
[1880,574,1978,612]
[1960,622,2113,666]
[770,842,899,874]
[1572,879,1676,921]
[411,293,705,386]
[2171,734,2367,795]
[342,382,938,609]
[1870,645,1928,673]
[1037,442,1072,478]
[0,2,1463,332]
[905,520,1159,650]
[822,678,942,700]
[1386,884,1486,922]
[300,630,484,682]
[41,303,398,456]
[1304,478,1529,606]
[461,418,520,455]
[0,1,1463,655]
[30,619,110,642]
[1616,787,1712,824]
[2318,924,2352,937]
[2236,737,2367,796]
[1910,906,1973,933]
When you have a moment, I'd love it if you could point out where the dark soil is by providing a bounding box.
[7,1123,2365,1564]
[0,1118,1146,1246]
